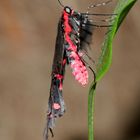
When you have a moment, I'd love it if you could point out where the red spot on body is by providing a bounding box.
[55,74,63,90]
[59,83,63,90]
[62,59,66,65]
[53,103,61,110]
[55,74,63,80]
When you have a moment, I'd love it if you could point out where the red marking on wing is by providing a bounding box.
[53,103,61,110]
[55,74,63,90]
[62,58,67,65]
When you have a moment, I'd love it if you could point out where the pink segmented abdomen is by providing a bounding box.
[70,53,88,86]
[66,43,88,86]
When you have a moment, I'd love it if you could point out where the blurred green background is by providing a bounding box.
[0,0,140,140]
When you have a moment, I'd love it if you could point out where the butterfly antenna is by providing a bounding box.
[58,0,64,7]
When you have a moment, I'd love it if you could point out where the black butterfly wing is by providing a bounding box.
[51,21,66,74]
[80,15,94,51]
[45,20,66,139]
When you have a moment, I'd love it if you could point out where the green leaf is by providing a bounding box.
[96,0,137,81]
[88,1,137,140]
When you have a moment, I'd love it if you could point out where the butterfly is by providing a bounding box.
[44,0,114,139]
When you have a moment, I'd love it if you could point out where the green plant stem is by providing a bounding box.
[88,83,96,140]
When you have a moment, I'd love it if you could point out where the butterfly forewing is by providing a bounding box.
[46,20,66,139]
